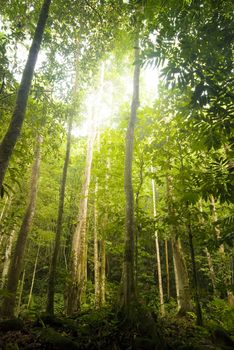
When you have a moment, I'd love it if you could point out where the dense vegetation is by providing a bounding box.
[0,0,233,349]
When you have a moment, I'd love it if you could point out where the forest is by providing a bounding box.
[0,0,233,349]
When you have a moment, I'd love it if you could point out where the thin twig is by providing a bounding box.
[83,0,103,25]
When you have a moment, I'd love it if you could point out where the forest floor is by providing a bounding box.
[0,307,234,350]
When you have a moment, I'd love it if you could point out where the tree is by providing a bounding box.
[122,31,140,309]
[67,123,96,315]
[46,114,73,315]
[0,0,51,192]
[1,136,42,317]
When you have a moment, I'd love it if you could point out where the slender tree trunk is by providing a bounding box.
[1,229,16,288]
[205,248,217,295]
[100,239,106,305]
[0,0,51,191]
[27,244,40,308]
[122,32,140,309]
[0,191,14,248]
[94,182,100,307]
[0,193,10,222]
[94,128,101,308]
[151,170,165,316]
[16,268,25,317]
[46,115,73,315]
[165,240,170,300]
[135,156,143,291]
[172,238,192,315]
[1,137,41,317]
[67,127,96,315]
[187,207,203,325]
[199,200,217,294]
[210,195,224,254]
[173,245,180,305]
[166,175,192,314]
[96,154,109,307]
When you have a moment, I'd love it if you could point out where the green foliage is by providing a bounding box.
[204,299,234,333]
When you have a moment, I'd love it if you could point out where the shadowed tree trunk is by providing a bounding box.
[27,244,40,308]
[0,190,14,222]
[67,126,96,315]
[1,228,16,288]
[122,32,140,309]
[135,156,144,291]
[151,170,165,316]
[187,205,203,325]
[167,175,192,315]
[199,200,217,295]
[46,115,73,315]
[16,268,25,317]
[94,182,100,307]
[1,137,42,317]
[172,238,192,315]
[100,239,106,305]
[0,190,14,248]
[0,0,51,191]
[165,240,170,300]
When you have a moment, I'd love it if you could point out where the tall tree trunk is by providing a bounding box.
[46,115,73,315]
[93,65,105,308]
[0,0,51,190]
[199,200,217,295]
[1,137,42,317]
[16,268,25,317]
[94,182,100,307]
[210,195,224,254]
[205,248,217,295]
[187,206,203,325]
[0,190,14,248]
[135,156,144,291]
[97,155,109,307]
[167,175,192,315]
[151,170,165,316]
[0,0,51,192]
[100,239,106,305]
[1,229,16,288]
[122,32,140,308]
[67,128,96,315]
[0,191,12,222]
[27,244,40,308]
[172,238,192,315]
[165,240,170,300]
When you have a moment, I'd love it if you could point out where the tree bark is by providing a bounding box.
[100,239,106,305]
[1,229,16,288]
[1,137,42,317]
[16,268,25,317]
[67,127,96,315]
[165,240,170,300]
[0,190,14,223]
[187,207,203,325]
[172,238,192,315]
[46,115,73,315]
[166,175,192,315]
[151,170,165,316]
[94,182,100,307]
[0,0,51,191]
[135,156,143,291]
[122,32,140,308]
[0,190,14,248]
[27,244,40,308]
[199,200,217,295]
